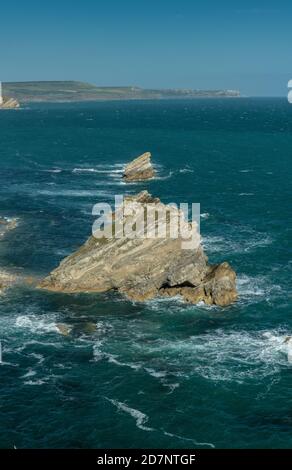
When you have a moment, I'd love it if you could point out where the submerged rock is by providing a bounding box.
[81,322,97,334]
[56,322,97,337]
[56,323,72,336]
[0,217,18,238]
[0,270,17,294]
[39,191,237,306]
[123,152,155,182]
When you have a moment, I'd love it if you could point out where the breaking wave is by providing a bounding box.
[202,230,273,254]
[15,315,59,335]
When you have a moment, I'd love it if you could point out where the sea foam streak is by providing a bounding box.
[163,431,215,449]
[105,398,154,431]
[106,398,214,447]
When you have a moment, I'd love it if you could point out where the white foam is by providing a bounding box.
[21,369,37,379]
[15,315,59,334]
[131,328,292,385]
[93,341,142,370]
[202,231,273,254]
[73,168,100,173]
[163,382,180,393]
[73,167,124,175]
[38,189,102,197]
[29,352,45,364]
[179,167,194,174]
[142,295,187,312]
[154,171,173,181]
[108,356,142,371]
[237,274,282,303]
[106,398,213,446]
[262,332,292,363]
[163,431,215,449]
[106,398,154,432]
[144,367,167,378]
[95,163,124,168]
[24,379,47,386]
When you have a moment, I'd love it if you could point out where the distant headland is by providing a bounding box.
[2,81,240,103]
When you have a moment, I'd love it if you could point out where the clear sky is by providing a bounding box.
[1,0,291,96]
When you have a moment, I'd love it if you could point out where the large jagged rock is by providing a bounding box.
[39,191,237,306]
[0,97,20,109]
[123,152,155,182]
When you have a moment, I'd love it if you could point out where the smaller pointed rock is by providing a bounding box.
[123,152,155,182]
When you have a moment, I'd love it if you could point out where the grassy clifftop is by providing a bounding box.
[3,81,240,103]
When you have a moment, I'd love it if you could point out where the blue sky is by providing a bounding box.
[1,0,291,96]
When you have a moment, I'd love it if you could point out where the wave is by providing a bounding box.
[95,164,125,168]
[237,274,282,304]
[93,339,182,391]
[23,378,48,386]
[90,319,292,385]
[37,189,112,198]
[70,162,177,184]
[15,315,59,335]
[179,167,194,174]
[145,329,292,384]
[144,367,167,378]
[143,295,221,313]
[21,369,37,379]
[92,316,292,384]
[73,167,124,175]
[202,231,273,254]
[73,168,101,173]
[93,340,142,371]
[153,171,173,181]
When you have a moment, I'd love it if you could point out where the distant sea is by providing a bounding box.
[0,98,291,449]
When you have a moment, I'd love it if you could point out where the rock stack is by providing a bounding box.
[123,152,155,182]
[39,191,237,306]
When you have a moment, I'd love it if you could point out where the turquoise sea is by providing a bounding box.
[0,98,291,449]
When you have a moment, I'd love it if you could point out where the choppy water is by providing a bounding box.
[0,99,291,448]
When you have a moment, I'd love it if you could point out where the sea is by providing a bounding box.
[0,98,291,449]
